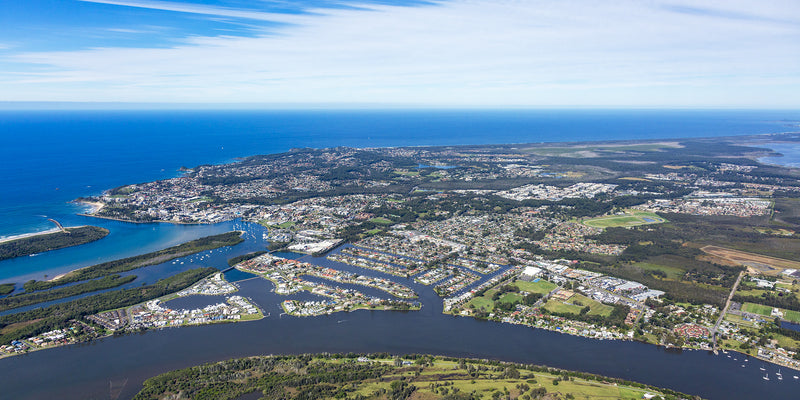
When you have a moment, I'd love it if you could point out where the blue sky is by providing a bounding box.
[1,0,798,107]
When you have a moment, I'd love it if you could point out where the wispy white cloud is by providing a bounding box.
[78,0,310,22]
[3,0,800,106]
[105,28,154,34]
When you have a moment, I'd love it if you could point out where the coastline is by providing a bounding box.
[0,229,61,244]
[0,225,89,245]
[75,200,105,214]
[77,212,209,225]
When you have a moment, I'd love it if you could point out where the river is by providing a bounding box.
[0,221,797,399]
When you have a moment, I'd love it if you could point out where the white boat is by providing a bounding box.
[760,367,766,371]
[793,375,798,379]
[764,374,770,381]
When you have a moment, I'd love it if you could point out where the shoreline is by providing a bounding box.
[0,229,61,244]
[448,311,800,373]
[75,200,105,215]
[77,213,211,225]
[0,225,88,245]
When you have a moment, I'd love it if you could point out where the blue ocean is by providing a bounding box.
[3,109,798,237]
[1,108,799,282]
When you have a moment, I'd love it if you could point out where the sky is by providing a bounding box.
[0,0,798,107]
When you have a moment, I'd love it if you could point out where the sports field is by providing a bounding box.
[741,302,773,316]
[583,211,666,228]
[741,302,800,323]
[513,279,557,294]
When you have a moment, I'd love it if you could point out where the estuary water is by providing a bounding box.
[1,229,799,400]
[2,109,800,399]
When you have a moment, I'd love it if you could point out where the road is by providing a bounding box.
[712,271,745,352]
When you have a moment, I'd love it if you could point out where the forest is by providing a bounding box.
[0,226,109,261]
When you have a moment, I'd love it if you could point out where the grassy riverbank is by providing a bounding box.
[133,354,691,400]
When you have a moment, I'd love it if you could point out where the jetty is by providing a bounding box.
[47,218,68,234]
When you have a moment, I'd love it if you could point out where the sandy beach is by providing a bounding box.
[77,200,105,214]
[0,228,62,245]
[0,224,91,245]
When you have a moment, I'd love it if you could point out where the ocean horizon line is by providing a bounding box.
[1,102,798,111]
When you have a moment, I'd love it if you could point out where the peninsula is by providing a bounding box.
[0,225,109,261]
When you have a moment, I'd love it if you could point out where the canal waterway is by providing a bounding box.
[0,220,799,399]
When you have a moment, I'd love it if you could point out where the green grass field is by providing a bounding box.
[544,294,613,317]
[353,358,667,400]
[543,299,584,314]
[742,302,773,316]
[261,221,295,229]
[369,217,394,225]
[773,331,800,351]
[740,303,800,323]
[724,312,758,326]
[465,279,559,314]
[513,279,557,294]
[498,292,523,305]
[571,294,614,316]
[467,296,494,312]
[583,211,666,228]
[735,282,772,298]
[634,262,685,280]
[783,310,800,323]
